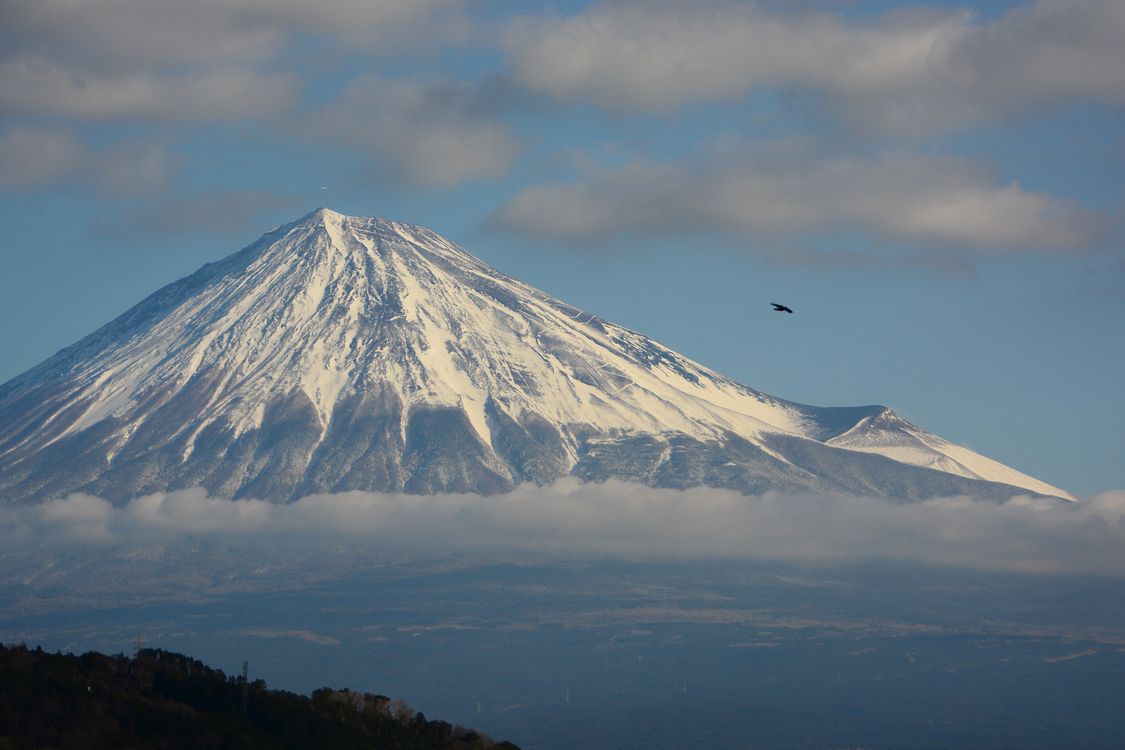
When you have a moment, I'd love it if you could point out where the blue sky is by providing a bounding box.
[0,0,1122,495]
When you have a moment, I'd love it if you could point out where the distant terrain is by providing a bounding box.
[0,644,518,750]
[3,554,1124,749]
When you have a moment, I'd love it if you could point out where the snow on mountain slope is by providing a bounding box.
[826,408,1072,499]
[0,209,1071,504]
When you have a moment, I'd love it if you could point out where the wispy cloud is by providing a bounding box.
[303,75,523,187]
[503,0,1125,134]
[0,0,466,67]
[120,191,301,236]
[4,481,1124,577]
[0,127,171,194]
[0,62,298,122]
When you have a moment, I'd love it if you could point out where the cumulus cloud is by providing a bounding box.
[3,481,1124,577]
[0,128,171,194]
[503,0,1125,134]
[493,146,1100,252]
[303,75,523,187]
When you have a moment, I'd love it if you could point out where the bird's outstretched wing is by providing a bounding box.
[771,303,794,313]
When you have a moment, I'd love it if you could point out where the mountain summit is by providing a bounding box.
[0,209,1070,504]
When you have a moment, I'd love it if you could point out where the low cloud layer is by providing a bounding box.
[3,480,1124,577]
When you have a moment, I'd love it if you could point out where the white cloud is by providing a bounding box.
[493,147,1099,252]
[304,75,522,187]
[503,0,1125,133]
[4,481,1125,577]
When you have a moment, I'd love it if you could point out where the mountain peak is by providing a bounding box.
[309,205,345,221]
[281,208,478,268]
[0,210,1072,504]
[301,206,377,233]
[302,206,399,226]
[295,205,382,238]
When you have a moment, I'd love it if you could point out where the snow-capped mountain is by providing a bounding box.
[0,208,1071,505]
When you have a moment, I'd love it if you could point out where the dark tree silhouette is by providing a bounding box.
[0,643,519,750]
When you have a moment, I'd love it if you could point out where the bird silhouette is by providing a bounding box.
[771,303,794,314]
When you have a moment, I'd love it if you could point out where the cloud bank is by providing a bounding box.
[0,0,491,200]
[494,148,1101,252]
[504,0,1125,134]
[0,0,464,122]
[3,480,1124,577]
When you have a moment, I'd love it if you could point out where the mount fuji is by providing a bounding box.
[0,208,1070,505]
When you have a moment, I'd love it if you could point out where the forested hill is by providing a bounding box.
[0,643,519,750]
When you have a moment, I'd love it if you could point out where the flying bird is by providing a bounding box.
[771,303,794,314]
